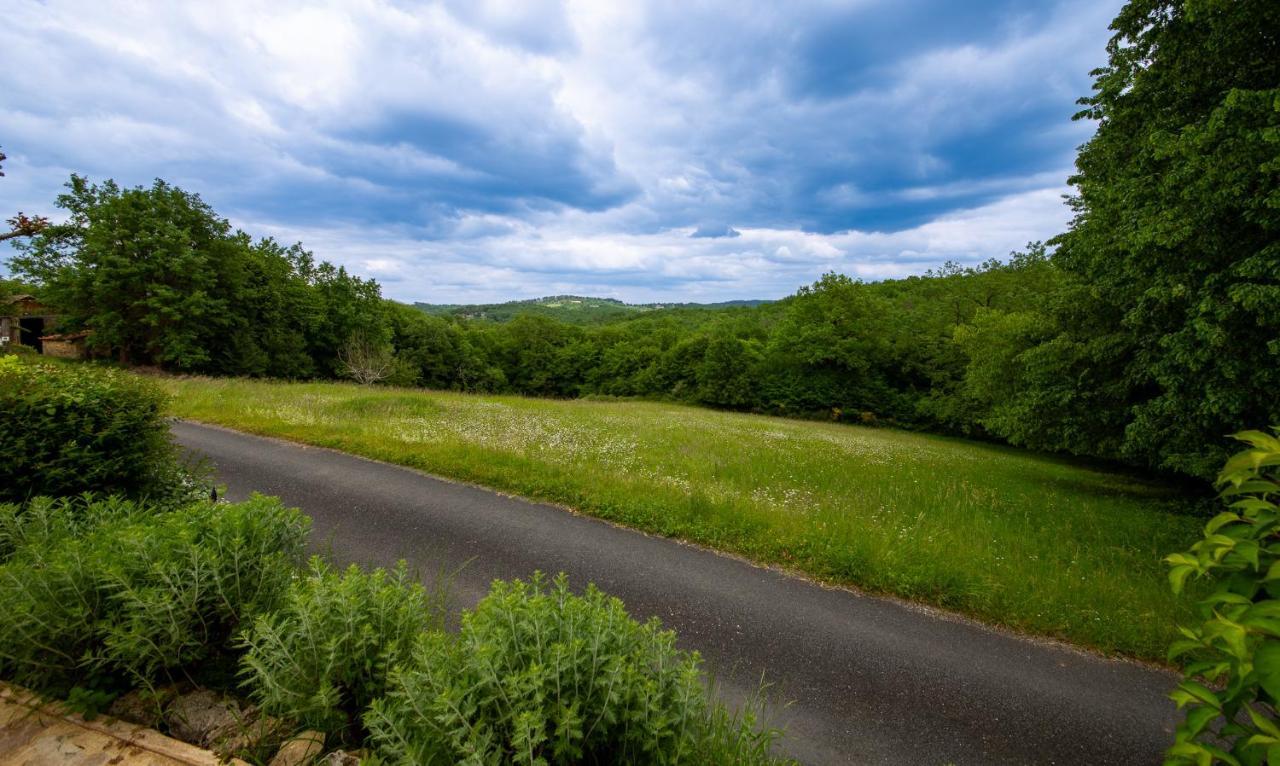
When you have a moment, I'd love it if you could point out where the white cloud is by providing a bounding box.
[233,182,1071,303]
[0,0,1118,301]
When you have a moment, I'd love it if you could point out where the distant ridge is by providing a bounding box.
[413,295,770,324]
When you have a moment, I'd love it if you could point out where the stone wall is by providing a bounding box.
[42,339,85,359]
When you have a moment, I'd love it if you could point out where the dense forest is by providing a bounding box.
[3,0,1277,481]
[383,252,1062,428]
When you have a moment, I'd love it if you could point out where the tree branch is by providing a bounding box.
[1,212,49,242]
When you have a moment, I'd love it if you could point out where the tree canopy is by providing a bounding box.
[9,176,385,376]
[961,0,1280,477]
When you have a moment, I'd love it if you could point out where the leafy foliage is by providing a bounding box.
[386,249,1062,430]
[364,573,790,765]
[8,175,385,376]
[0,358,182,502]
[0,493,151,563]
[0,276,38,300]
[239,558,445,738]
[998,0,1280,478]
[947,274,1132,461]
[0,494,307,693]
[1166,430,1280,764]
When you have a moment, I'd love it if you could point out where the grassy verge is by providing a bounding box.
[159,375,1202,660]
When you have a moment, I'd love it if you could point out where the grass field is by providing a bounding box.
[160,375,1204,660]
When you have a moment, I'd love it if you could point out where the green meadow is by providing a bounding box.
[161,375,1203,661]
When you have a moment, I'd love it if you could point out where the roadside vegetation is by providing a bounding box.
[162,374,1200,660]
[0,355,791,764]
[0,354,184,502]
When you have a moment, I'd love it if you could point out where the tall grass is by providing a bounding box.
[160,376,1202,660]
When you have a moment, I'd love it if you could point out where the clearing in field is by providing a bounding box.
[161,376,1201,660]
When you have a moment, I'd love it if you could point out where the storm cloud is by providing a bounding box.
[0,0,1119,302]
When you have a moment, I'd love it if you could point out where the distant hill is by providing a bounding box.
[413,295,770,325]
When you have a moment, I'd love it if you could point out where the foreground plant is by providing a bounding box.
[0,358,184,503]
[0,494,307,692]
[365,572,791,765]
[239,558,445,738]
[1166,430,1280,764]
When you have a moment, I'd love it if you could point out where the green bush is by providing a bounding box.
[0,494,308,692]
[0,493,152,562]
[239,558,445,737]
[365,573,790,766]
[0,359,182,502]
[1166,429,1280,764]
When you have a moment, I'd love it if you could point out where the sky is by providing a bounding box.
[0,0,1121,303]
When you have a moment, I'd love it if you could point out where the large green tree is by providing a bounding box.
[12,176,239,367]
[9,175,385,376]
[990,0,1280,477]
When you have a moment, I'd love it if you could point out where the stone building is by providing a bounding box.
[39,331,90,359]
[0,295,58,354]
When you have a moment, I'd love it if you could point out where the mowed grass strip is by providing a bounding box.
[160,375,1201,660]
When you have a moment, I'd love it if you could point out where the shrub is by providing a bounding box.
[365,573,790,765]
[0,493,154,562]
[239,559,445,737]
[0,494,308,692]
[1166,429,1280,764]
[0,360,182,502]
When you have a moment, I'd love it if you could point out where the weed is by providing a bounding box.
[364,573,792,765]
[239,558,446,739]
[0,494,308,693]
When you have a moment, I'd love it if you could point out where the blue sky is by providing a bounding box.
[0,0,1120,303]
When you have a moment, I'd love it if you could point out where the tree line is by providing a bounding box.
[9,176,385,379]
[4,0,1276,480]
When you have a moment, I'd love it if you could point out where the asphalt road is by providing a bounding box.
[173,420,1181,765]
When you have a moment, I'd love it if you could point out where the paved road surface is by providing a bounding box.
[173,420,1180,765]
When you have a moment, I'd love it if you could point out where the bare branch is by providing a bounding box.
[337,332,393,385]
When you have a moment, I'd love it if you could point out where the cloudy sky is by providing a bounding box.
[0,0,1120,303]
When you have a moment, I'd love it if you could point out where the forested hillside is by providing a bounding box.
[382,250,1062,431]
[414,296,768,324]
